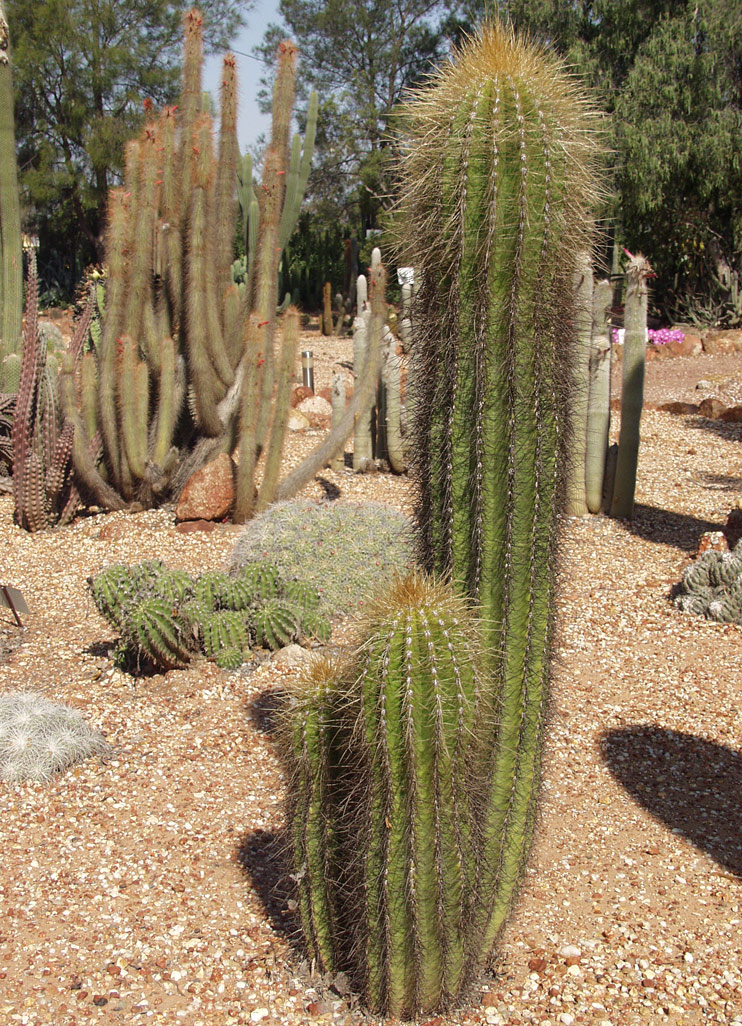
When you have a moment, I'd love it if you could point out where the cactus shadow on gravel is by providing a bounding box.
[600,725,742,878]
[237,826,297,941]
[619,503,722,553]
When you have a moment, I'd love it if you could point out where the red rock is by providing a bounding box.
[291,385,314,407]
[702,329,742,354]
[719,404,742,423]
[528,957,547,972]
[175,453,234,522]
[175,519,219,533]
[97,520,130,542]
[667,332,702,357]
[697,530,729,555]
[698,397,727,419]
[725,508,742,549]
[658,401,699,415]
[647,341,673,360]
[318,387,333,403]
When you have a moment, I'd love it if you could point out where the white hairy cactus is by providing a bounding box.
[0,692,111,782]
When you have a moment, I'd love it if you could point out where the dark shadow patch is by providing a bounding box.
[614,503,721,553]
[696,471,742,493]
[315,476,341,500]
[247,686,288,737]
[687,416,742,442]
[237,826,297,940]
[600,725,742,877]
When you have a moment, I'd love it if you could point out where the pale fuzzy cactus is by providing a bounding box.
[0,692,111,783]
[565,252,594,516]
[329,374,346,472]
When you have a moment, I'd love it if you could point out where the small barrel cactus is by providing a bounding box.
[674,542,742,626]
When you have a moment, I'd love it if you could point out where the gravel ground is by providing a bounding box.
[0,332,740,1026]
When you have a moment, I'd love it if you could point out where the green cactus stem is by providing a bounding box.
[0,2,22,358]
[393,21,602,970]
[284,574,485,1017]
[609,251,652,519]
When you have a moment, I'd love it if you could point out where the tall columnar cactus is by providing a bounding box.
[564,252,594,516]
[0,1,22,360]
[12,250,96,531]
[391,20,601,991]
[584,278,613,512]
[609,251,652,519]
[284,574,486,1017]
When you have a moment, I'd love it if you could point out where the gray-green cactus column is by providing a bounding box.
[0,0,22,360]
[395,22,603,954]
[609,251,652,519]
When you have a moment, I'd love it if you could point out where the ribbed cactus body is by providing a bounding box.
[252,598,301,650]
[284,575,485,1018]
[393,20,602,978]
[674,542,742,626]
[127,597,196,669]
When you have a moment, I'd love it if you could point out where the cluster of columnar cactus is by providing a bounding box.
[674,542,742,625]
[283,22,603,1018]
[89,558,331,671]
[11,250,96,531]
[54,10,377,527]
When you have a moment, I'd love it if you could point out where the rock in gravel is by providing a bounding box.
[559,944,582,959]
[697,530,729,555]
[725,508,742,548]
[176,453,234,521]
[695,379,713,391]
[698,396,727,419]
[719,404,742,422]
[291,385,314,406]
[270,643,311,667]
[288,409,310,432]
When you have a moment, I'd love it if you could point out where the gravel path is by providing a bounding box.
[0,337,740,1026]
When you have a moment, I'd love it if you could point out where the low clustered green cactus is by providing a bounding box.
[89,558,331,672]
[674,541,742,625]
[0,692,112,782]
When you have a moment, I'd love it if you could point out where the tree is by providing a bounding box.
[468,0,742,322]
[8,0,252,295]
[257,0,466,240]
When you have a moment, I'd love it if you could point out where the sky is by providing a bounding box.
[202,0,282,153]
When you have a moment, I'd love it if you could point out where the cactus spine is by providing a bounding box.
[0,1,22,360]
[609,252,652,519]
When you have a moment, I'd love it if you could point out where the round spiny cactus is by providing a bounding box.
[252,597,301,651]
[674,540,742,625]
[193,570,232,610]
[201,609,251,661]
[125,597,196,669]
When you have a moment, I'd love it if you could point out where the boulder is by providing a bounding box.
[698,397,727,420]
[703,330,742,355]
[297,395,333,428]
[697,530,729,556]
[719,405,742,423]
[724,508,742,549]
[666,332,702,358]
[291,385,314,407]
[287,409,311,432]
[175,519,219,534]
[657,401,699,415]
[175,453,234,522]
